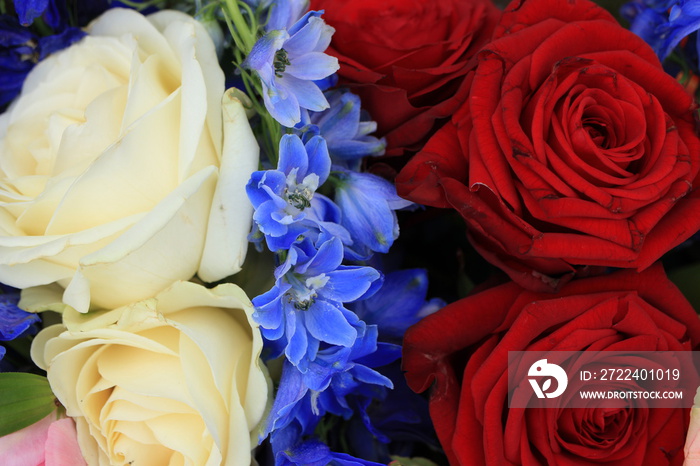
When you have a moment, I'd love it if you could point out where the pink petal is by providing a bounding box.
[45,418,85,466]
[0,414,53,466]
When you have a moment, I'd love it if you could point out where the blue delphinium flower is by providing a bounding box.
[14,0,50,26]
[0,16,37,106]
[662,1,700,59]
[263,325,398,434]
[308,90,386,169]
[266,0,309,31]
[331,170,412,261]
[345,362,441,463]
[301,326,398,399]
[247,133,331,251]
[623,0,700,63]
[295,90,385,170]
[351,269,443,342]
[244,10,339,127]
[0,291,40,352]
[16,0,118,30]
[252,236,380,367]
[303,193,352,248]
[248,191,352,253]
[0,15,85,107]
[262,328,400,465]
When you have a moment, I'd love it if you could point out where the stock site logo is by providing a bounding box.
[528,359,568,398]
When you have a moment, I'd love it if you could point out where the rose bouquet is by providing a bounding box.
[2,0,700,465]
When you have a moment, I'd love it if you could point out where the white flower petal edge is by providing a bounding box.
[199,89,260,283]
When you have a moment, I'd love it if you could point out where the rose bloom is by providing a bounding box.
[0,413,85,466]
[403,265,700,465]
[686,388,700,465]
[27,281,270,466]
[0,8,259,312]
[310,0,499,156]
[397,0,700,292]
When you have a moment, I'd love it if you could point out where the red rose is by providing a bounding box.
[310,0,499,156]
[403,265,700,465]
[396,0,700,292]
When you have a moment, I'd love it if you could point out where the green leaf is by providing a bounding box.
[0,373,56,437]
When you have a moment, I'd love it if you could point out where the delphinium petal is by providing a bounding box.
[266,0,309,31]
[333,171,412,260]
[252,236,380,366]
[14,0,49,26]
[308,90,386,166]
[247,134,332,251]
[0,15,84,107]
[351,269,444,341]
[624,0,700,64]
[0,292,40,342]
[244,11,338,127]
[263,327,399,451]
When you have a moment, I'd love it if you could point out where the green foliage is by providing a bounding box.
[0,373,56,437]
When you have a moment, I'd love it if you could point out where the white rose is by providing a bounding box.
[0,8,259,313]
[29,281,270,466]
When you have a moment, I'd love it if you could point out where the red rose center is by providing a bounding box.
[584,121,608,148]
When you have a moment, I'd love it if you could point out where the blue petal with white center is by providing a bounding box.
[251,236,380,367]
[247,134,332,251]
[244,11,339,127]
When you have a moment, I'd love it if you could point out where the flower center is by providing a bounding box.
[274,48,291,78]
[287,273,329,310]
[285,182,314,210]
[585,122,608,148]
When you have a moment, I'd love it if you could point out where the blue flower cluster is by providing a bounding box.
[623,0,700,68]
[242,2,439,460]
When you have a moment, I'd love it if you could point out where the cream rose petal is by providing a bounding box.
[198,90,259,282]
[0,214,142,289]
[45,92,182,235]
[62,165,218,313]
